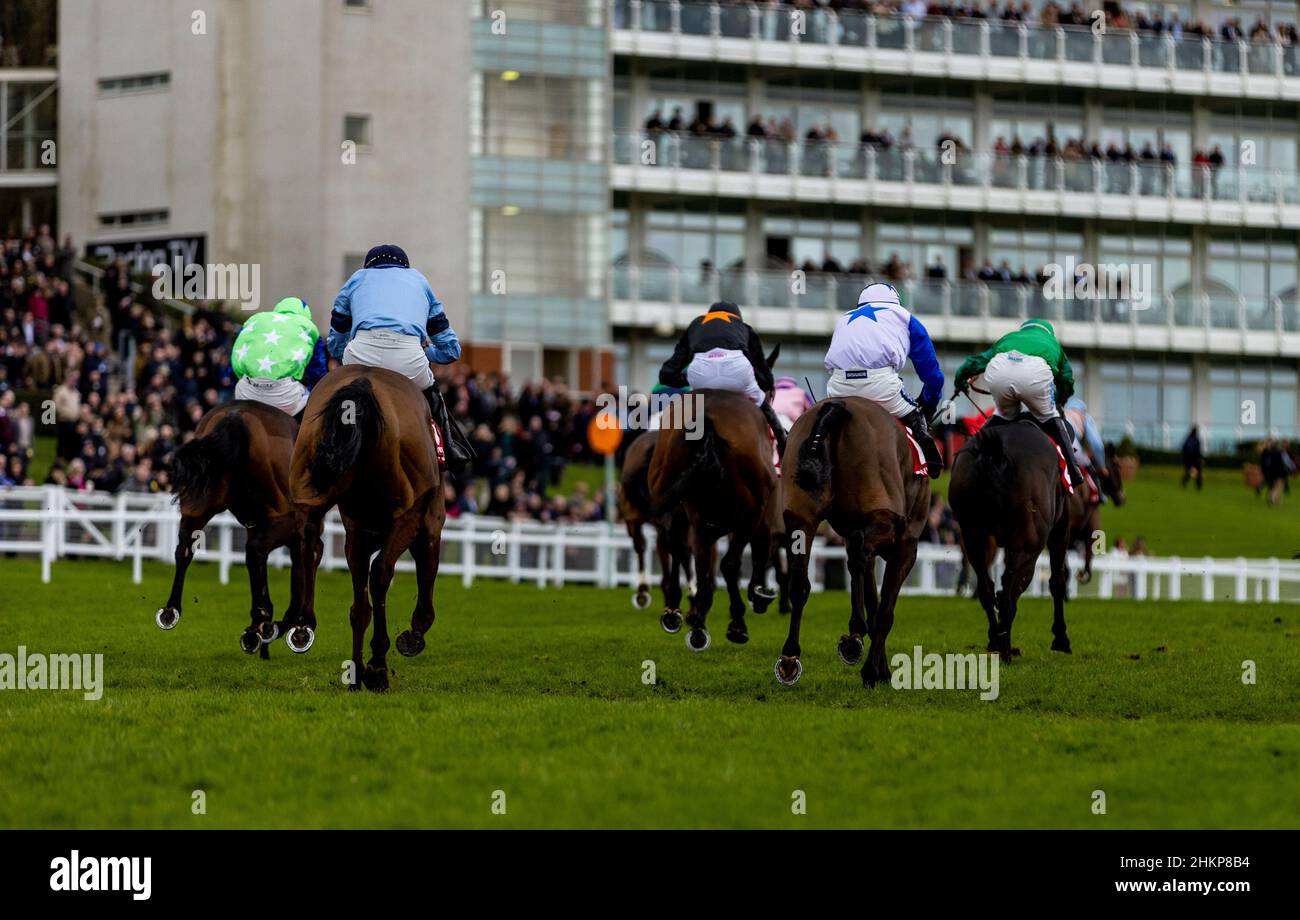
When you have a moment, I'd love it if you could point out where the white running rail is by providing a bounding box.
[0,485,1294,603]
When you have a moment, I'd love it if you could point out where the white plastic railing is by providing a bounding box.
[612,2,1300,81]
[613,130,1300,209]
[1,485,1295,603]
[609,264,1297,335]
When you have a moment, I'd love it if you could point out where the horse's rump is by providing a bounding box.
[173,401,296,514]
[295,365,438,519]
[618,429,657,523]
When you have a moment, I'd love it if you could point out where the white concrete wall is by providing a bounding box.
[59,0,472,332]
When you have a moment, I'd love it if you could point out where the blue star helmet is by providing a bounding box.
[858,282,901,306]
[364,244,409,269]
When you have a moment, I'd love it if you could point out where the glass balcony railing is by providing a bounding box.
[612,3,1300,80]
[613,130,1300,207]
[611,265,1300,335]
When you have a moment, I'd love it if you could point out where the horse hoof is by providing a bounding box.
[685,628,711,652]
[749,586,776,615]
[838,634,865,666]
[632,589,652,610]
[155,607,180,630]
[660,609,683,634]
[861,667,890,688]
[285,626,315,654]
[362,666,390,692]
[725,624,749,645]
[774,656,802,686]
[266,623,281,643]
[1051,637,1073,654]
[239,631,261,655]
[395,630,425,658]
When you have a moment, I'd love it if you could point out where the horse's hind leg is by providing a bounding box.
[684,526,716,652]
[285,508,324,653]
[775,517,815,685]
[240,527,275,658]
[1048,517,1073,654]
[363,543,402,693]
[772,533,791,614]
[397,520,443,659]
[963,532,1000,651]
[720,531,749,645]
[628,522,652,610]
[344,529,375,691]
[655,525,685,634]
[862,536,917,687]
[747,523,777,615]
[157,510,213,631]
[996,549,1038,663]
[838,531,868,666]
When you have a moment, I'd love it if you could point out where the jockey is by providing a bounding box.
[823,282,944,476]
[657,301,786,457]
[232,296,328,420]
[771,376,813,431]
[327,244,473,469]
[952,318,1083,487]
[1063,395,1105,473]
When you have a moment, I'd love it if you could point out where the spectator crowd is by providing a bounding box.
[0,230,612,524]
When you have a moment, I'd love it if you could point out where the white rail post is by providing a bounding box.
[219,522,232,585]
[462,524,475,587]
[1234,557,1247,602]
[41,485,57,583]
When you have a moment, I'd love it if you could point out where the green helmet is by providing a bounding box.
[1021,318,1056,337]
[274,296,311,319]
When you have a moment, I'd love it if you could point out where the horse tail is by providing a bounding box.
[794,400,849,494]
[172,412,248,507]
[651,415,723,518]
[624,446,653,515]
[975,424,1012,488]
[309,378,385,493]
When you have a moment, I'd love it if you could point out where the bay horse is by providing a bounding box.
[617,428,695,616]
[285,365,445,691]
[1066,442,1126,583]
[948,416,1073,662]
[157,400,311,659]
[648,389,780,651]
[775,398,930,687]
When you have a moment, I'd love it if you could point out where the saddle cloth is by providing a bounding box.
[895,419,928,478]
[1049,440,1075,495]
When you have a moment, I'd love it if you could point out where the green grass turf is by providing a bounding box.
[1,558,1297,829]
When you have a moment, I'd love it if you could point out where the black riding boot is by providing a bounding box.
[902,409,943,478]
[1043,415,1084,487]
[759,400,788,464]
[423,385,475,472]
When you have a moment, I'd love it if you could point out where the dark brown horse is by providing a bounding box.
[157,400,311,659]
[948,416,1073,662]
[648,389,780,651]
[776,398,930,686]
[1066,442,1126,583]
[285,366,445,691]
[618,428,695,615]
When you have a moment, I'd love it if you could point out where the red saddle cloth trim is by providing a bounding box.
[430,419,446,464]
[1082,466,1100,504]
[894,419,929,478]
[1049,440,1074,495]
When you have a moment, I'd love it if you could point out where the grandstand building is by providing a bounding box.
[0,1,57,236]
[50,0,1300,449]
